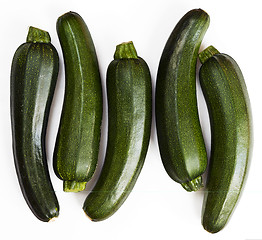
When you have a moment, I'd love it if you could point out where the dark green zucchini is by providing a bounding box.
[199,46,252,233]
[10,27,59,222]
[83,41,152,221]
[155,9,209,191]
[53,11,103,192]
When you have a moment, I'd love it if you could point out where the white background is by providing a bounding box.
[1,0,261,239]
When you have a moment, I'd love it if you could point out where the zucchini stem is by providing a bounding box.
[26,26,51,44]
[198,45,220,64]
[63,181,87,192]
[114,41,138,60]
[181,176,203,192]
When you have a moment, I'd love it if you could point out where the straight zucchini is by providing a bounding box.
[155,9,209,191]
[199,46,252,233]
[53,11,103,192]
[83,42,152,221]
[10,27,59,222]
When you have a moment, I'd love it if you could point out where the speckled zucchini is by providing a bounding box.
[83,41,152,221]
[199,46,252,233]
[53,11,103,192]
[155,9,209,191]
[10,27,59,222]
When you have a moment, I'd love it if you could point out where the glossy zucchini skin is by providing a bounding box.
[83,42,152,221]
[199,46,252,233]
[10,27,59,222]
[53,12,103,192]
[155,9,209,191]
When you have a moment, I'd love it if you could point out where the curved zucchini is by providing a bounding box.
[10,27,59,222]
[155,9,209,191]
[199,46,252,233]
[53,11,103,192]
[83,42,152,221]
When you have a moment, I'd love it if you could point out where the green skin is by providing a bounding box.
[155,9,209,191]
[10,27,59,222]
[83,42,152,221]
[199,46,252,233]
[53,12,103,192]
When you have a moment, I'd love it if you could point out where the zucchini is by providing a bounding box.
[83,41,152,221]
[10,27,59,222]
[53,11,103,192]
[155,9,209,191]
[199,46,252,233]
